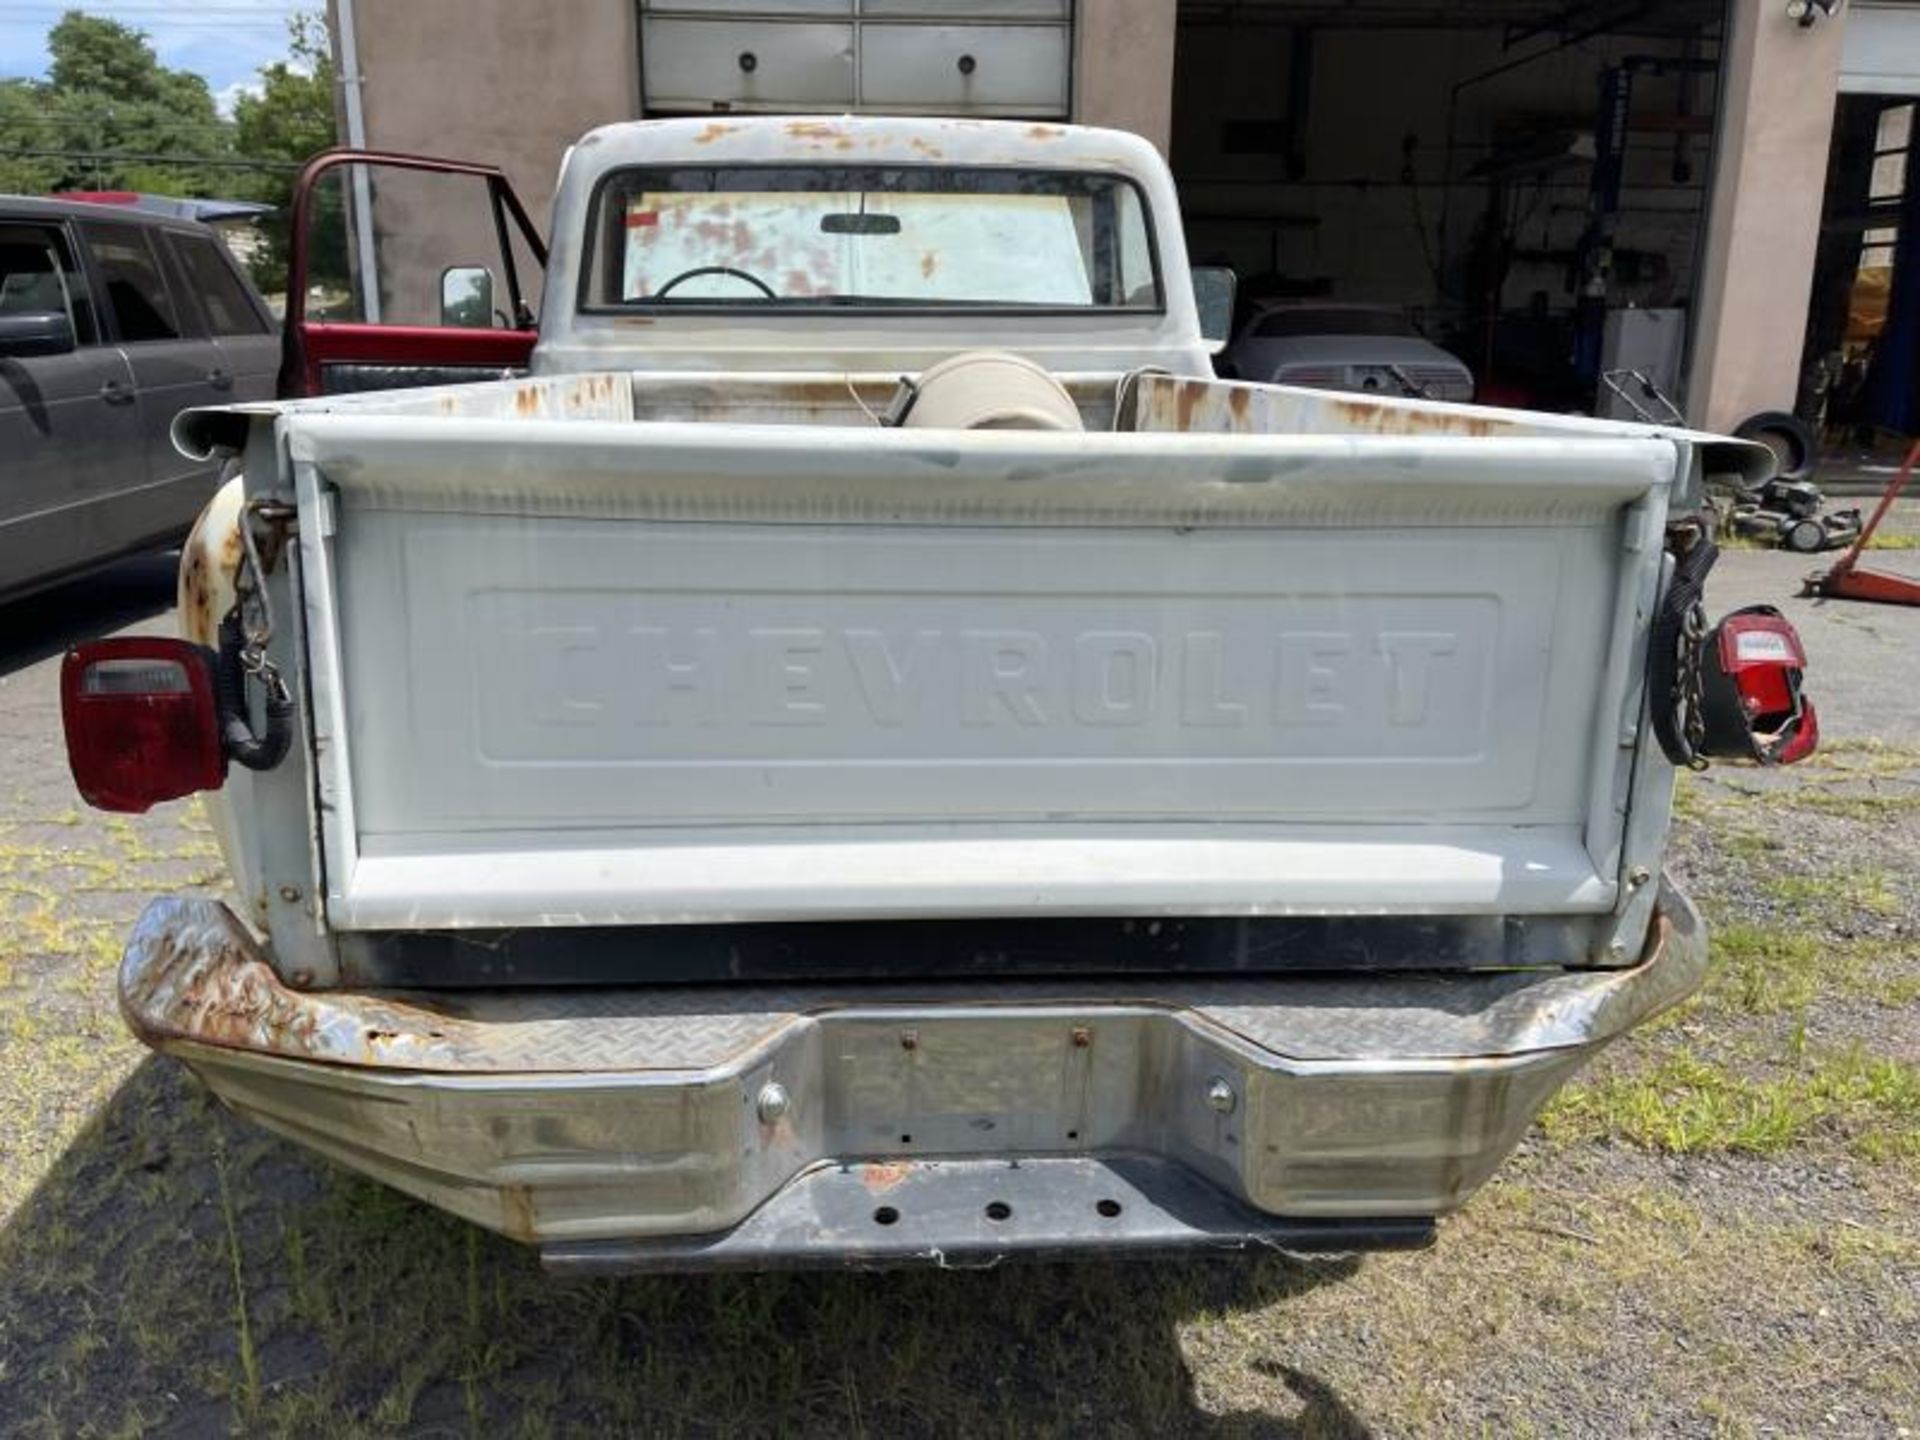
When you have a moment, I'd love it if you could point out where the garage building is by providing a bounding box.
[325,0,1902,447]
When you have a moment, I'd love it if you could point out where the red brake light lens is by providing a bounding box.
[61,639,226,813]
[1699,607,1818,767]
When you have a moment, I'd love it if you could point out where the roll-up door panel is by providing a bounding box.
[863,0,1070,15]
[641,19,855,110]
[859,24,1069,113]
[648,0,849,11]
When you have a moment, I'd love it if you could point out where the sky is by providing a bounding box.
[0,0,313,116]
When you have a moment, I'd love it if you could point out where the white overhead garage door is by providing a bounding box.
[639,1,1073,117]
[1843,1,1920,95]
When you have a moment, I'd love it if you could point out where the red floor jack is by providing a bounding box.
[1802,440,1920,606]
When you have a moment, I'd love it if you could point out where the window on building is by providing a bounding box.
[1871,103,1914,203]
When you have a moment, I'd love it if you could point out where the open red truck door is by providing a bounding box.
[278,150,547,398]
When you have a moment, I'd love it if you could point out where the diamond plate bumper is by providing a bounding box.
[121,886,1703,1266]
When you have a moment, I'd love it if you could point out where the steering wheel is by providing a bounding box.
[654,265,777,299]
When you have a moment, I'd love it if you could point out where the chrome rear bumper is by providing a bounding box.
[121,888,1703,1269]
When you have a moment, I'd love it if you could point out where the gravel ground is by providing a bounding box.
[0,531,1914,1438]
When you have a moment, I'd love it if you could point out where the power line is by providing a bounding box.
[0,146,300,170]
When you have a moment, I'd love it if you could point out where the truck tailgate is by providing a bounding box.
[282,412,1675,928]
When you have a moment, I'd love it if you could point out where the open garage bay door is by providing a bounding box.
[1173,1,1729,418]
[639,1,1072,118]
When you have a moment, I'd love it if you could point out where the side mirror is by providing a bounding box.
[439,266,496,328]
[0,310,76,358]
[1191,267,1237,353]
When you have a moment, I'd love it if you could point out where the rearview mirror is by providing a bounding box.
[0,310,76,358]
[440,266,496,328]
[1191,267,1237,352]
[822,213,902,236]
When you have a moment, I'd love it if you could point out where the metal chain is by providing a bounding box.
[233,499,294,707]
[1665,520,1712,772]
[1677,601,1709,770]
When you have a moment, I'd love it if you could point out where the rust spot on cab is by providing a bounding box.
[920,250,938,280]
[861,1161,913,1194]
[1027,125,1066,142]
[1226,386,1251,425]
[511,384,542,417]
[693,121,738,145]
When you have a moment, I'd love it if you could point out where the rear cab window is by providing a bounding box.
[581,165,1161,313]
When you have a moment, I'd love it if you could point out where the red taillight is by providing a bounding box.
[61,639,226,812]
[1699,607,1818,766]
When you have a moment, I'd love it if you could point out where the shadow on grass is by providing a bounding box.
[0,552,178,680]
[0,1057,1372,1438]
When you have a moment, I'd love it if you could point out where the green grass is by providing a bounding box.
[1541,1046,1920,1162]
[1776,786,1920,820]
[1764,867,1903,922]
[215,1144,260,1415]
[1706,923,1830,1015]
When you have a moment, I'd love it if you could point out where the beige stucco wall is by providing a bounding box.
[1074,0,1178,154]
[336,0,636,246]
[1689,0,1848,432]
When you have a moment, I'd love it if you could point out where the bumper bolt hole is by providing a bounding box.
[984,1201,1012,1222]
[873,1206,899,1226]
[1096,1198,1123,1219]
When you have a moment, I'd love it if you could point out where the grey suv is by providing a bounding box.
[0,197,277,603]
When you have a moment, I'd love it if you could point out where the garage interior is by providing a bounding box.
[1802,91,1920,468]
[1171,0,1730,418]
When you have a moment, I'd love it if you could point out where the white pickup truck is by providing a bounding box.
[64,117,1818,1271]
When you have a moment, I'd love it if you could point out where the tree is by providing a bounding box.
[0,81,62,194]
[0,11,234,195]
[0,9,338,292]
[231,16,335,173]
[231,15,339,293]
